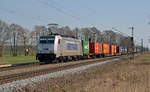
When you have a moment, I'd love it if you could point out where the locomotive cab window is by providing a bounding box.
[39,37,55,44]
[58,39,60,44]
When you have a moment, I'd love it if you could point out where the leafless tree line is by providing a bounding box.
[0,19,132,57]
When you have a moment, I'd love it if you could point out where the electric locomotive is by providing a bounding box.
[36,34,83,63]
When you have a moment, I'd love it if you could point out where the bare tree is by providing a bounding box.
[120,36,132,47]
[28,31,37,55]
[10,24,26,56]
[80,27,93,41]
[18,28,30,56]
[57,26,74,37]
[89,27,103,42]
[0,20,10,63]
[102,30,117,45]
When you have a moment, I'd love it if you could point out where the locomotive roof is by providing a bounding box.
[40,36,55,38]
[62,37,80,41]
[39,35,80,41]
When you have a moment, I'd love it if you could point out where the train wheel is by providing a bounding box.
[39,60,45,65]
[62,57,67,62]
[73,56,77,61]
[65,56,68,62]
[59,56,63,63]
[70,56,73,61]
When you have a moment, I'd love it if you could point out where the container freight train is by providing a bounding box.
[36,35,140,63]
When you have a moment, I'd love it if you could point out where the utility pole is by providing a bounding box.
[131,27,134,38]
[75,28,78,39]
[129,26,134,59]
[141,39,143,53]
[129,27,134,45]
[148,38,150,52]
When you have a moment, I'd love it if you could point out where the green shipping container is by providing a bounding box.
[82,41,89,54]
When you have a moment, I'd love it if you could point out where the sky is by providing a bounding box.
[0,0,150,47]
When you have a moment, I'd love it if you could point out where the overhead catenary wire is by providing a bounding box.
[36,0,86,24]
[0,7,51,23]
[49,0,84,18]
[50,0,100,21]
[34,0,106,30]
[49,0,91,22]
[0,7,128,38]
[0,0,130,37]
[44,0,106,29]
[112,27,130,37]
[0,0,107,30]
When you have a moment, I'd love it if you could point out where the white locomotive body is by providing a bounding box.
[36,35,83,62]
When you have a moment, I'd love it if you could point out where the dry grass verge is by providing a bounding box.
[16,54,150,92]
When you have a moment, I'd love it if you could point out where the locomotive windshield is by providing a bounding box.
[39,37,55,44]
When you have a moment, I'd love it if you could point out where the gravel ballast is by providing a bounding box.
[0,57,112,76]
[0,58,120,92]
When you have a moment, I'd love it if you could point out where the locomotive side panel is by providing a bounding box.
[58,38,83,57]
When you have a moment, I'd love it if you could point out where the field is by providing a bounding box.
[22,53,150,92]
[0,55,37,65]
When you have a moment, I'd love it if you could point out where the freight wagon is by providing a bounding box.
[89,42,103,58]
[116,46,121,56]
[120,47,127,55]
[89,42,99,58]
[102,44,110,56]
[82,41,89,59]
[111,45,117,56]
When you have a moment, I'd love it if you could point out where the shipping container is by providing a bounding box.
[103,44,110,55]
[119,47,122,55]
[116,46,122,55]
[137,48,141,52]
[82,41,89,55]
[134,47,137,53]
[121,47,124,54]
[130,48,134,53]
[127,48,130,54]
[125,48,128,54]
[99,43,103,54]
[121,47,127,55]
[116,46,119,53]
[89,42,99,54]
[111,45,117,55]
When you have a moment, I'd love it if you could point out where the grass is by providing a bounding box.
[0,55,38,65]
[132,53,150,64]
[22,53,150,92]
[4,53,150,92]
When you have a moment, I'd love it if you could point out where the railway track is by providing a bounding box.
[0,56,121,72]
[0,56,122,85]
[0,62,40,72]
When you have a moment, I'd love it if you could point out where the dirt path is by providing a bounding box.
[18,53,150,92]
